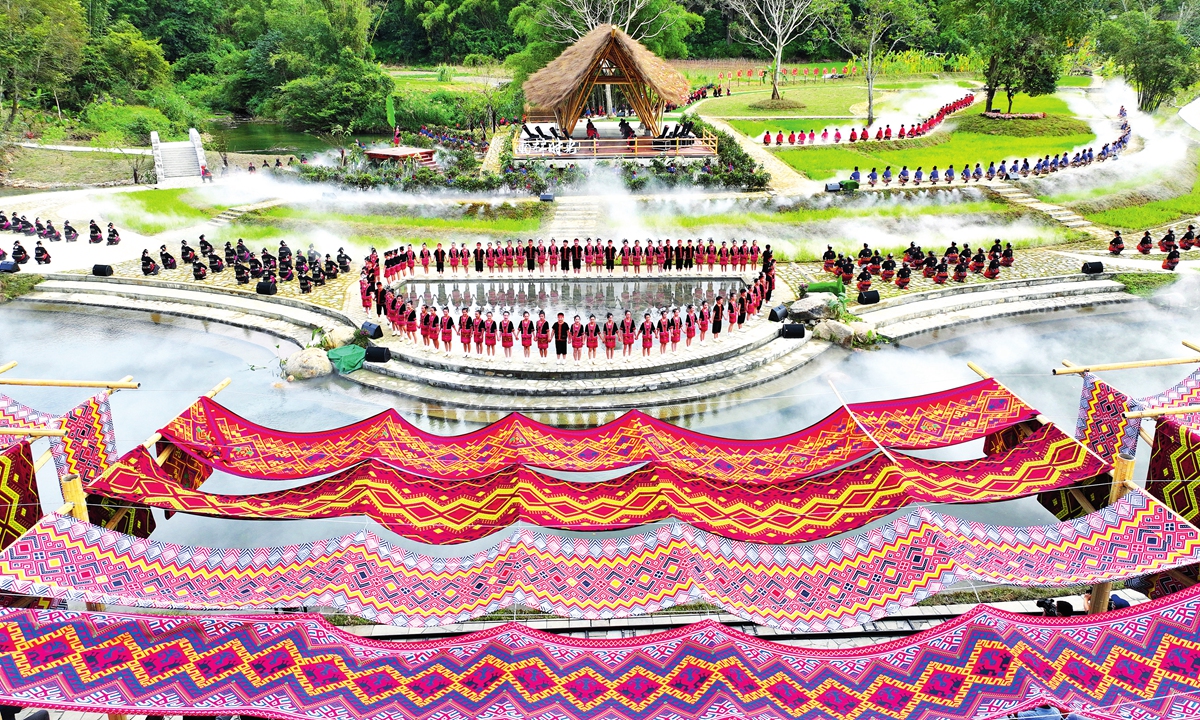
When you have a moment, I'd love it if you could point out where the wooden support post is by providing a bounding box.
[1088,452,1135,614]
[1054,356,1200,375]
[1124,405,1200,420]
[1184,341,1200,354]
[32,449,53,472]
[0,428,66,437]
[143,377,231,464]
[0,378,139,389]
[0,361,15,375]
[59,474,105,613]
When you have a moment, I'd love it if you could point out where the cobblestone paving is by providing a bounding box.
[776,246,1091,302]
[68,257,356,310]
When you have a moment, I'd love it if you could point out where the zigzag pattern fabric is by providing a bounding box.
[158,379,1037,481]
[88,424,1106,544]
[1148,417,1200,521]
[0,491,1194,631]
[0,442,40,551]
[4,588,1200,720]
[48,391,115,482]
[0,395,56,451]
[1140,366,1200,427]
[1075,372,1140,461]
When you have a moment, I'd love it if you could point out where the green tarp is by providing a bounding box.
[328,345,366,373]
[807,279,845,297]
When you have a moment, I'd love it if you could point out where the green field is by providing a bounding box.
[698,86,866,117]
[638,200,1008,230]
[1056,76,1095,87]
[1084,185,1200,229]
[105,188,231,234]
[260,206,543,234]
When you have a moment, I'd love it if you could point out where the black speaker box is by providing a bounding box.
[92,263,113,276]
[857,289,881,305]
[781,323,806,339]
[825,182,841,192]
[768,304,788,322]
[255,281,276,295]
[1081,261,1104,274]
[361,321,383,339]
[365,346,391,363]
[0,261,18,273]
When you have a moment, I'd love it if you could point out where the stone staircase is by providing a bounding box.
[541,196,602,238]
[157,142,202,180]
[987,181,1093,230]
[856,273,1137,341]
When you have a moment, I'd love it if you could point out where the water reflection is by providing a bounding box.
[396,278,745,317]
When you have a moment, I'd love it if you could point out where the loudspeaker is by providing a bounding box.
[0,261,18,273]
[361,321,383,339]
[255,281,276,295]
[539,193,555,202]
[1081,261,1104,274]
[857,289,880,305]
[92,263,113,276]
[781,323,806,339]
[825,182,841,192]
[768,304,788,322]
[365,346,391,363]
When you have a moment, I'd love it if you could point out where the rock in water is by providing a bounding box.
[813,320,855,346]
[285,348,333,379]
[323,326,357,349]
[848,321,876,343]
[788,293,839,322]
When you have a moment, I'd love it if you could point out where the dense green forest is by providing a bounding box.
[1,0,1198,142]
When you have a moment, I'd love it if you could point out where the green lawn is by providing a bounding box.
[105,187,231,235]
[1085,185,1200,229]
[960,92,1074,116]
[1056,76,1094,87]
[639,200,1008,230]
[699,86,866,117]
[261,206,543,234]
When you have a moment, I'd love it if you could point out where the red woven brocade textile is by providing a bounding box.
[157,379,1038,481]
[89,424,1102,544]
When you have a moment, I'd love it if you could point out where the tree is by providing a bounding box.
[994,38,1058,112]
[0,0,88,128]
[1099,10,1200,111]
[945,0,1094,112]
[720,0,821,100]
[821,0,931,125]
[462,53,508,131]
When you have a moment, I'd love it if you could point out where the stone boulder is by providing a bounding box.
[848,321,877,343]
[788,293,839,322]
[322,326,358,349]
[284,348,333,379]
[813,320,854,346]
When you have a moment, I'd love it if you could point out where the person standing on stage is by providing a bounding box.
[500,311,516,359]
[620,240,631,273]
[712,296,724,341]
[439,307,454,356]
[434,243,446,274]
[620,310,637,357]
[472,309,485,354]
[536,311,551,362]
[670,308,683,351]
[519,311,534,359]
[526,239,536,274]
[605,239,616,275]
[638,312,655,357]
[553,312,570,362]
[685,305,698,347]
[483,311,498,358]
[473,242,485,273]
[603,312,618,360]
[585,314,600,362]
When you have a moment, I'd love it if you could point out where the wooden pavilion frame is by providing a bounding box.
[523,25,689,138]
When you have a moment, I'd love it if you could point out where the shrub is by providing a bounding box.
[81,102,176,143]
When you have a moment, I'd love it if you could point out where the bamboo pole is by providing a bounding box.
[1087,452,1135,614]
[1053,356,1200,375]
[0,428,65,437]
[33,449,53,471]
[0,362,15,375]
[1124,405,1200,420]
[103,507,130,530]
[0,378,139,389]
[142,377,231,464]
[1184,341,1200,353]
[58,474,105,612]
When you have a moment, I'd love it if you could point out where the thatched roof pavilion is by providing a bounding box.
[523,24,689,137]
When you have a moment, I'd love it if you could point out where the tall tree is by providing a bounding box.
[720,0,820,100]
[1099,10,1199,111]
[0,0,88,127]
[944,0,1094,112]
[821,0,932,125]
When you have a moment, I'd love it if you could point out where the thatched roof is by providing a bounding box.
[523,25,689,109]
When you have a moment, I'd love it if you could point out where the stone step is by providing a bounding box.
[1063,220,1093,228]
[19,291,315,347]
[870,290,1139,341]
[344,338,831,413]
[859,279,1127,328]
[860,272,1116,312]
[28,279,348,332]
[363,332,805,396]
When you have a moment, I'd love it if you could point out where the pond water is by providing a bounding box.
[206,119,387,155]
[397,277,745,319]
[2,295,1194,550]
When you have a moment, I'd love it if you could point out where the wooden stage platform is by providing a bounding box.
[514,131,718,160]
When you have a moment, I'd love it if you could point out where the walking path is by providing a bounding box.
[17,142,153,155]
[700,116,821,195]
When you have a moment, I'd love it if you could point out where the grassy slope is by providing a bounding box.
[638,200,1008,230]
[0,272,42,300]
[260,206,543,234]
[772,94,1094,181]
[106,188,231,235]
[1115,272,1179,297]
[1085,179,1200,229]
[4,147,137,186]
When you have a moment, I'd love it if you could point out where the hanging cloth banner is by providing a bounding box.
[1076,366,1200,462]
[0,490,1194,632]
[0,442,41,551]
[157,378,1038,481]
[1148,417,1200,520]
[88,423,1106,545]
[2,586,1200,720]
[0,391,116,482]
[0,395,57,451]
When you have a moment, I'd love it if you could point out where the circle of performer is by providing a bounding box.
[354,238,779,364]
[1109,226,1200,271]
[822,239,1015,292]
